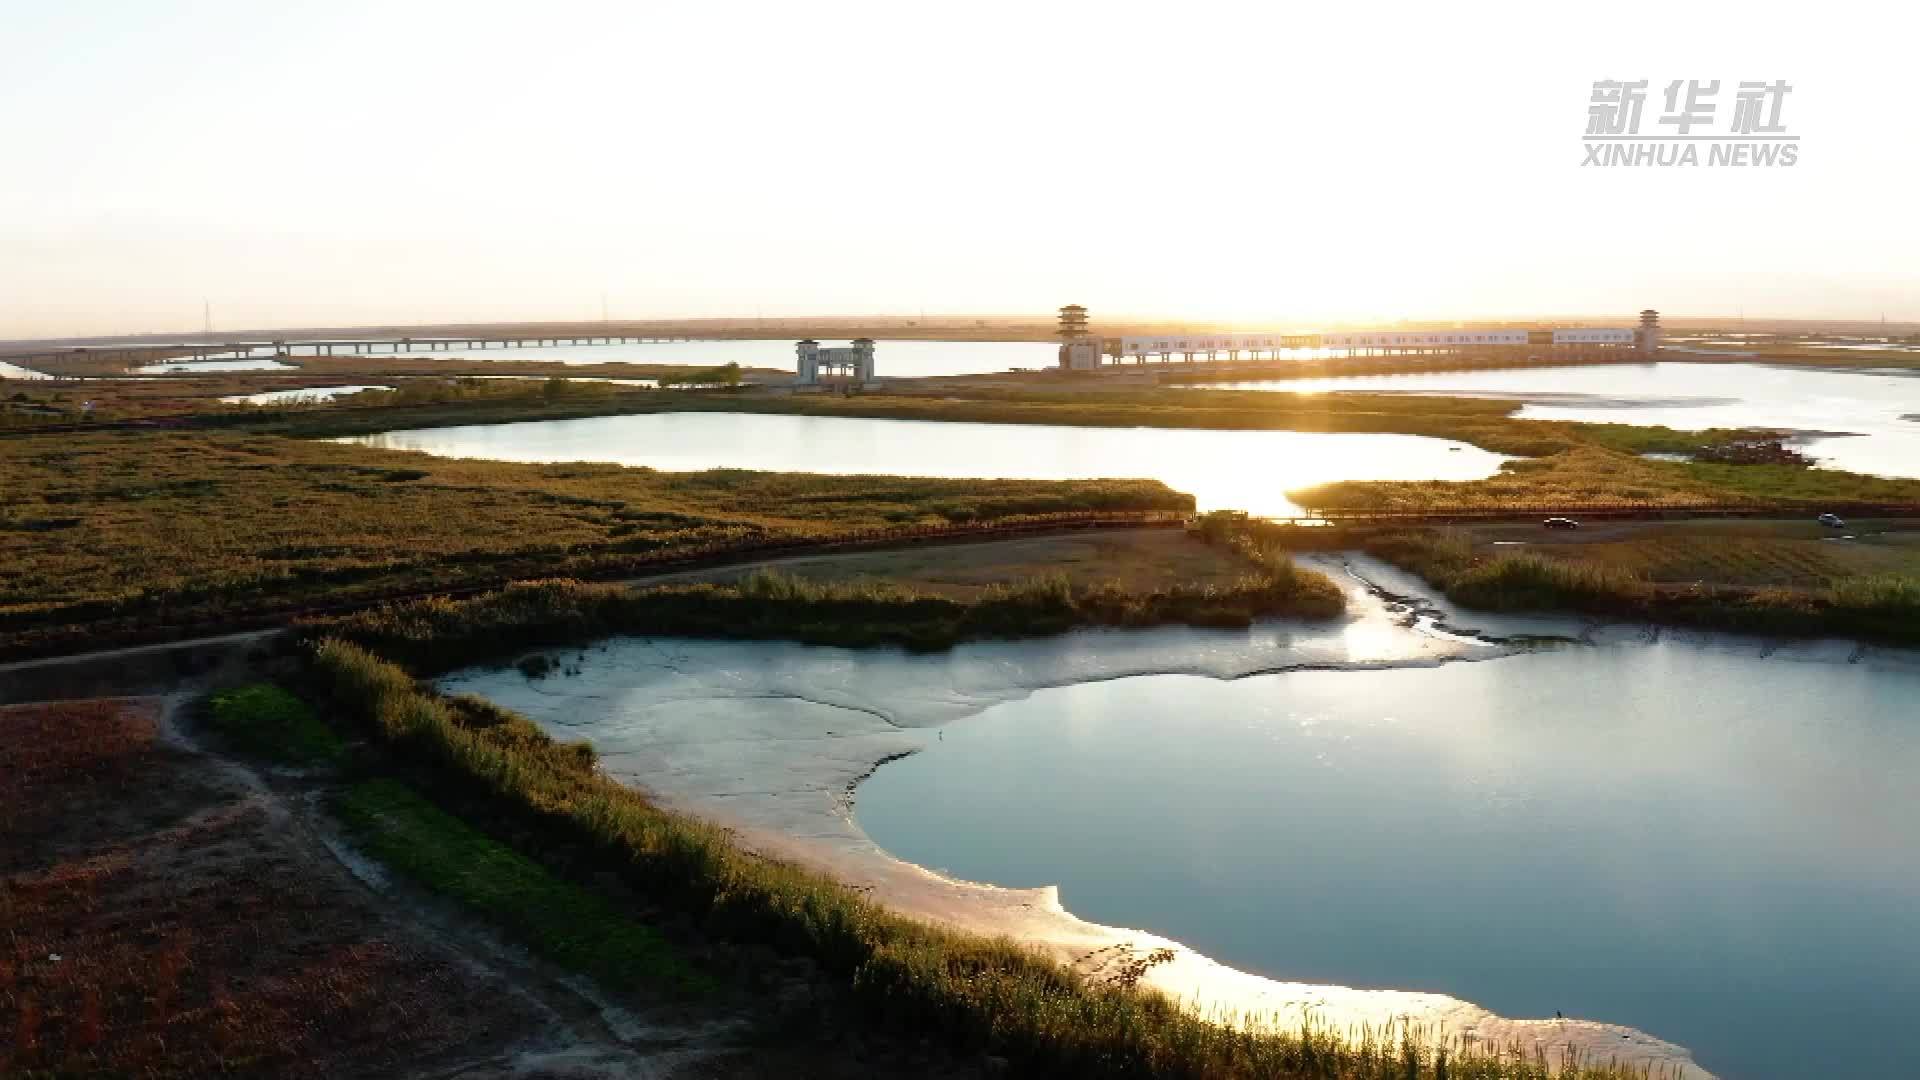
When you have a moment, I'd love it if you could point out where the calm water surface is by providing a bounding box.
[0,360,52,380]
[28,340,1042,378]
[131,357,295,373]
[345,411,1508,517]
[219,384,391,404]
[1196,362,1920,478]
[282,338,1054,377]
[857,646,1920,1080]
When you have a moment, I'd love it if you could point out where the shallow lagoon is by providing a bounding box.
[858,646,1920,1080]
[448,617,1920,1080]
[1196,362,1920,478]
[343,411,1508,517]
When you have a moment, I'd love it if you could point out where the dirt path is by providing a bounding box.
[0,630,275,676]
[4,668,1001,1079]
[0,692,748,1077]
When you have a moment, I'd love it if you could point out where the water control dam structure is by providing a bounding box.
[1054,305,1662,369]
[3,308,1659,382]
[794,338,877,384]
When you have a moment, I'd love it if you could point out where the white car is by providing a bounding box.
[1817,513,1846,529]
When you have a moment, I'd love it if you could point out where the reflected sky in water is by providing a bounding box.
[1196,362,1920,478]
[131,358,295,373]
[0,360,53,380]
[858,646,1920,1080]
[219,384,391,404]
[346,411,1508,517]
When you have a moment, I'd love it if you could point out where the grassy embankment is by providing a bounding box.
[0,427,1188,659]
[1324,523,1920,644]
[194,680,705,997]
[669,527,1270,597]
[0,362,734,425]
[334,777,706,994]
[297,534,1343,673]
[0,357,749,430]
[290,637,1678,1080]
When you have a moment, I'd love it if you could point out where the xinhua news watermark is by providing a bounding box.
[1584,80,1797,167]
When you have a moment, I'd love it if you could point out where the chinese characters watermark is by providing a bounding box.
[1584,80,1797,166]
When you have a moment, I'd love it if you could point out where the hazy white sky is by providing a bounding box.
[1,0,1913,337]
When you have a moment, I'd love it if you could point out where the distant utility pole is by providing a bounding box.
[601,292,608,324]
[203,300,212,335]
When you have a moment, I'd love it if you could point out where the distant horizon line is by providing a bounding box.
[5,310,1917,349]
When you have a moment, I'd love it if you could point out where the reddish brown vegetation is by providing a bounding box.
[0,700,534,1078]
[0,701,175,873]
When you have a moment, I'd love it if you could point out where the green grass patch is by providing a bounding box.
[204,682,347,764]
[333,776,705,994]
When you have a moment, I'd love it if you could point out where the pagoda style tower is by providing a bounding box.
[1056,304,1100,370]
[1637,309,1662,358]
[1057,304,1089,340]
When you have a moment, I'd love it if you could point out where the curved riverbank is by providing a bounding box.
[441,557,1734,1077]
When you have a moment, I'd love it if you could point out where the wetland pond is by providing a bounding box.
[451,624,1920,1080]
[342,411,1508,517]
[860,646,1920,1080]
[1197,362,1920,478]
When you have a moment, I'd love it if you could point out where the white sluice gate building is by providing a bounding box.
[795,338,877,384]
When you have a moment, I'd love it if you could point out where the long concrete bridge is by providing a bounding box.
[1055,307,1663,370]
[2,332,698,368]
